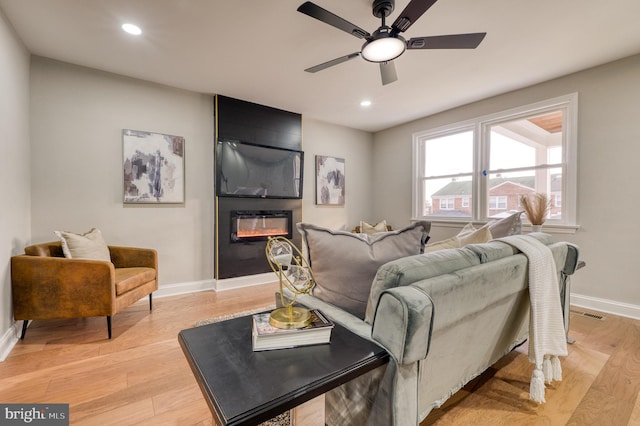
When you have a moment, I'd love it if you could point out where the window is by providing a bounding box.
[439,197,455,210]
[489,196,507,210]
[553,193,562,208]
[413,94,578,227]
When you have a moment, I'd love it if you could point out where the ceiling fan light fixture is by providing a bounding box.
[361,29,406,63]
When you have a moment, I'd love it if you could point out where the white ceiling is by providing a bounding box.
[2,0,640,132]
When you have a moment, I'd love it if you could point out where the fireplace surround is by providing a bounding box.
[216,198,302,279]
[215,95,303,280]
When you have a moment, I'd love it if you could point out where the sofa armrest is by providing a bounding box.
[109,246,158,270]
[295,293,374,342]
[11,255,116,319]
[562,243,580,275]
[297,288,433,365]
[371,286,434,365]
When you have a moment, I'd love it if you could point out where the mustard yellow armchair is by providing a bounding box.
[11,241,158,339]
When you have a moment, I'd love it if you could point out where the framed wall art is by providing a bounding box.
[123,129,185,203]
[315,155,345,206]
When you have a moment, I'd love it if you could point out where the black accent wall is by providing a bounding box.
[215,95,303,279]
[217,95,302,150]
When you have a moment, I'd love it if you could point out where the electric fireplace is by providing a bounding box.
[231,210,292,243]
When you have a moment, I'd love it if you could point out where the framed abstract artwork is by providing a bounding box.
[315,155,345,206]
[123,129,185,203]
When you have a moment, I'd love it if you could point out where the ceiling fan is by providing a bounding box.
[297,0,486,85]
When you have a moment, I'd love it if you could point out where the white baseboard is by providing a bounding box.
[143,274,277,299]
[154,279,216,298]
[0,321,21,362]
[214,272,277,291]
[571,292,640,320]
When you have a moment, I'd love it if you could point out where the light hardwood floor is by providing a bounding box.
[1,283,639,425]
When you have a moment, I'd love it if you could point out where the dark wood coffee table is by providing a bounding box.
[179,311,389,425]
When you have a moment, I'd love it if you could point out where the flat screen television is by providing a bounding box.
[216,139,304,199]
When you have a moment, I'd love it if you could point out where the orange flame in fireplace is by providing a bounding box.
[236,215,288,239]
[237,228,288,238]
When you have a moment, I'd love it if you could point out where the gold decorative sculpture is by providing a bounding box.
[265,236,315,329]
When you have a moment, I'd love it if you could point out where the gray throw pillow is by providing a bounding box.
[297,221,431,319]
[488,211,523,238]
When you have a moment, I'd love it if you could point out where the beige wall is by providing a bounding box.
[302,118,374,230]
[0,8,31,357]
[29,57,215,286]
[372,54,640,316]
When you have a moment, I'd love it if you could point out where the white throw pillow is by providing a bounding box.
[424,223,492,253]
[54,228,111,261]
[459,224,492,245]
[359,220,388,235]
[423,235,460,253]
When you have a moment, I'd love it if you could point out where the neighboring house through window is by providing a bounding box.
[412,93,578,227]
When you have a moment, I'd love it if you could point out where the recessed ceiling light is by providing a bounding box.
[360,100,372,107]
[122,23,142,35]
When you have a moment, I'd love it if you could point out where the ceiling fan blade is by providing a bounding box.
[391,0,439,34]
[297,2,370,39]
[380,61,398,86]
[304,52,361,73]
[407,33,487,49]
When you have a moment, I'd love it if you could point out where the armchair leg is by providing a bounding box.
[20,320,29,340]
[107,316,112,339]
[149,293,153,311]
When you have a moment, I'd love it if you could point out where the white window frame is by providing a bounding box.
[412,93,578,231]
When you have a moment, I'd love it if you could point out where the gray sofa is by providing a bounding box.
[295,231,579,425]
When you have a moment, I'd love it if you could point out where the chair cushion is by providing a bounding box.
[297,221,431,319]
[115,267,156,295]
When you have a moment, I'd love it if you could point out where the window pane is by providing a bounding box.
[549,169,563,219]
[489,110,563,171]
[487,110,564,221]
[487,168,562,220]
[489,131,536,169]
[424,131,473,177]
[422,176,472,218]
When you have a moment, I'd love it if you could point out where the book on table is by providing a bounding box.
[252,309,334,351]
